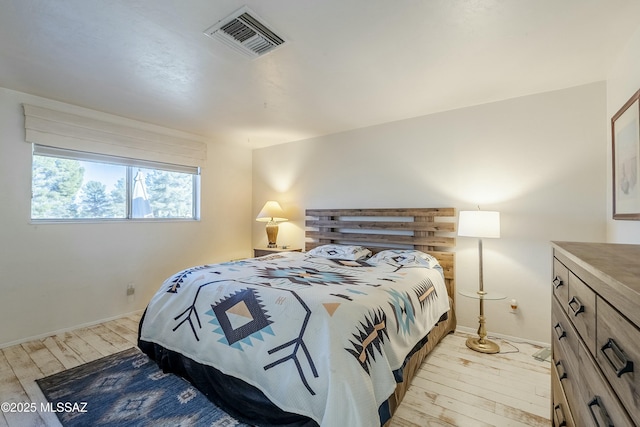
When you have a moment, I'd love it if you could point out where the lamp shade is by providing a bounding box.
[256,201,288,222]
[458,210,500,238]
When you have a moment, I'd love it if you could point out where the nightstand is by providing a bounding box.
[253,247,302,257]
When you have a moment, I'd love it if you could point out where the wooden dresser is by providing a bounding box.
[551,242,640,426]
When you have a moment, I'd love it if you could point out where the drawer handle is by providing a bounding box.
[553,276,564,289]
[588,396,614,427]
[553,404,567,427]
[554,322,567,340]
[568,296,585,316]
[601,338,634,378]
[555,360,567,380]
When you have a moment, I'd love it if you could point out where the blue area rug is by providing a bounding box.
[36,347,250,426]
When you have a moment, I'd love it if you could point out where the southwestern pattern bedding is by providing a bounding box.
[138,249,450,427]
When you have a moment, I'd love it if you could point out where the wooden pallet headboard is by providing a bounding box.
[305,208,456,298]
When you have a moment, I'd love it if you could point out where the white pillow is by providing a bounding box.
[368,249,442,271]
[306,244,372,260]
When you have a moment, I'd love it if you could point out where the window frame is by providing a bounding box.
[31,145,201,223]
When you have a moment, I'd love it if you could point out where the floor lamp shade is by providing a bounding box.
[458,209,501,354]
[256,201,288,248]
[458,210,500,238]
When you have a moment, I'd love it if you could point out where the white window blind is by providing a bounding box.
[33,145,199,175]
[23,104,207,167]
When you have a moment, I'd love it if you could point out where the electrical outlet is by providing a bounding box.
[127,283,135,296]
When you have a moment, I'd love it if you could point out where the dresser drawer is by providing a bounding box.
[574,339,635,427]
[552,296,581,363]
[552,257,570,307]
[596,298,640,426]
[552,299,583,425]
[552,361,576,427]
[552,359,581,427]
[567,271,596,356]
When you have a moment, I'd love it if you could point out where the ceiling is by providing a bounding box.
[1,0,639,149]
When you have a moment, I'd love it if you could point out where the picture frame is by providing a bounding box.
[612,89,640,220]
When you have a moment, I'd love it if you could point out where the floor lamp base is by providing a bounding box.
[466,337,500,354]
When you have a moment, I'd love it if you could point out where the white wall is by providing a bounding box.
[252,82,607,344]
[0,88,253,347]
[607,25,640,243]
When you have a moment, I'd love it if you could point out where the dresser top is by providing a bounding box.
[552,241,640,298]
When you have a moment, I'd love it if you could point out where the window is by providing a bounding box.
[31,145,200,221]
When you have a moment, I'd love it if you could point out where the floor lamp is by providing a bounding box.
[458,210,501,354]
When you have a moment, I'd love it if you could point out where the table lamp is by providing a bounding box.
[256,201,288,248]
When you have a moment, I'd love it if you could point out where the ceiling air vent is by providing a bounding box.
[204,7,286,59]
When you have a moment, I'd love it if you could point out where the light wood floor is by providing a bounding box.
[0,314,550,426]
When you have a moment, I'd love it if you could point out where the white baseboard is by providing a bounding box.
[455,325,550,348]
[0,309,145,350]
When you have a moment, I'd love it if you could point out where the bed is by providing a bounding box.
[138,208,456,426]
